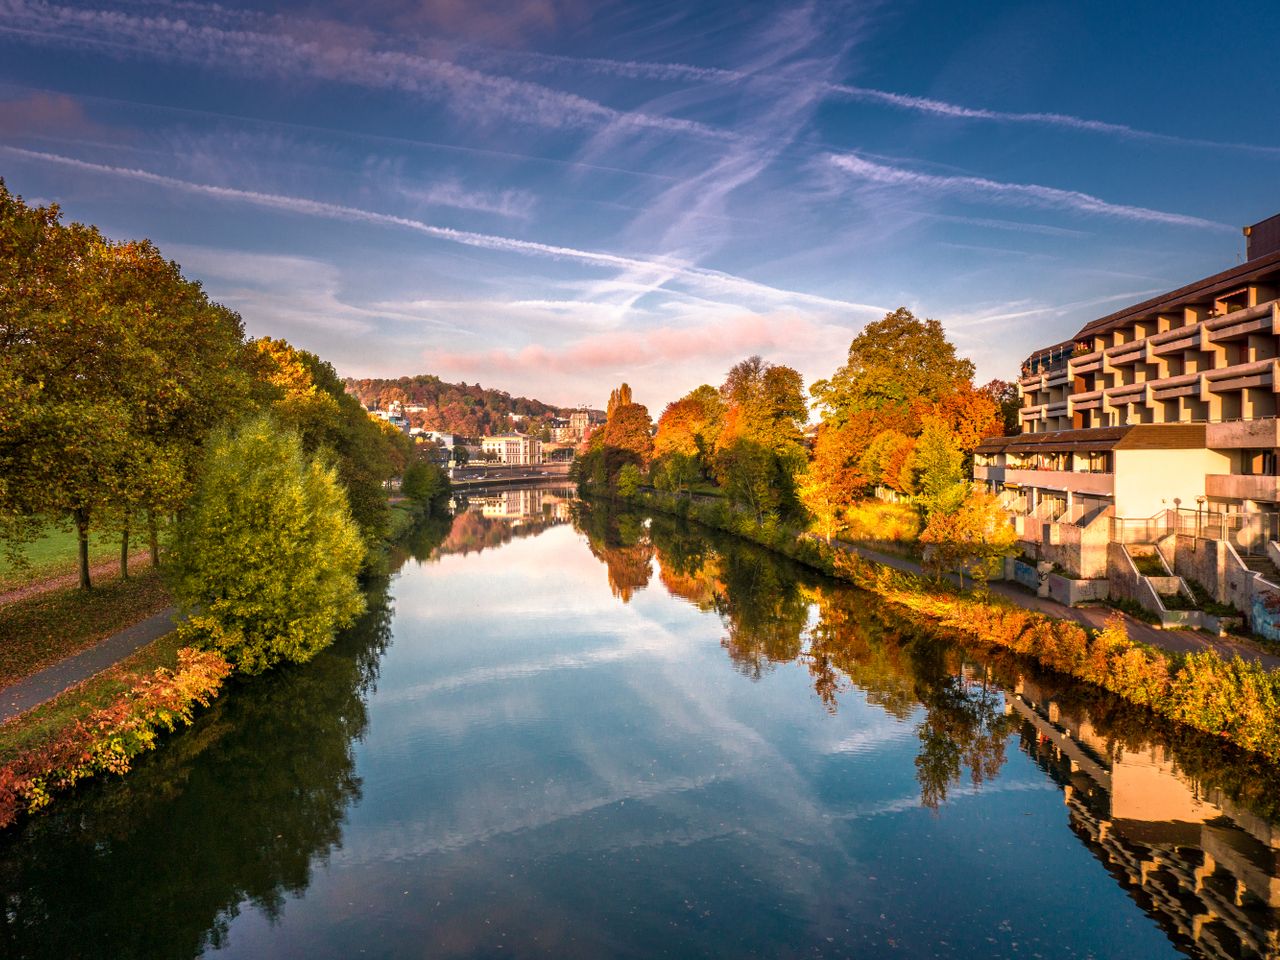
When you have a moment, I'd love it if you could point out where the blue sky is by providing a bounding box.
[2,0,1277,409]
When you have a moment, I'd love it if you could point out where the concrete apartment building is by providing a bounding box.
[481,435,543,466]
[973,212,1280,633]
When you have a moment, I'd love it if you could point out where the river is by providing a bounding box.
[2,487,1278,959]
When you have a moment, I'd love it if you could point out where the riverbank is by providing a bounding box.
[0,497,448,830]
[620,487,1280,764]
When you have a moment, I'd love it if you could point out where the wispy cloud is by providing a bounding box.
[400,179,536,219]
[479,47,1280,155]
[828,153,1229,230]
[0,0,729,140]
[827,84,1280,156]
[1,146,884,314]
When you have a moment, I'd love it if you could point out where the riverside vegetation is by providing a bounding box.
[0,180,450,828]
[573,316,1280,764]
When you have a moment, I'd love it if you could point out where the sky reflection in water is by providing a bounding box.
[2,490,1278,959]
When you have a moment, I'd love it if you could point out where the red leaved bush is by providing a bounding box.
[0,647,231,829]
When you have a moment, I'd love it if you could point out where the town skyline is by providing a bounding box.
[2,0,1278,409]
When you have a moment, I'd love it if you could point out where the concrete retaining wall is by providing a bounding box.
[1046,574,1109,606]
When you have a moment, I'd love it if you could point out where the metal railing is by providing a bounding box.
[1172,508,1280,556]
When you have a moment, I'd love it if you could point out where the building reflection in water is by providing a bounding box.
[573,500,1280,960]
[1011,679,1280,960]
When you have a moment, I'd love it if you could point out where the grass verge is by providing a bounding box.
[0,523,131,592]
[0,568,172,688]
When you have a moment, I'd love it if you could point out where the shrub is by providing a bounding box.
[168,415,366,675]
[0,648,230,828]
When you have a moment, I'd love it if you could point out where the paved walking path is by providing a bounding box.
[0,607,178,724]
[840,540,1280,669]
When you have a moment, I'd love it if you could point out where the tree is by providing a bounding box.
[714,440,784,524]
[653,451,701,495]
[811,308,976,425]
[0,183,250,588]
[616,463,643,498]
[919,486,1018,588]
[601,388,655,467]
[402,459,450,505]
[168,415,366,675]
[860,429,917,495]
[653,384,724,470]
[250,337,408,548]
[979,379,1020,437]
[912,419,967,518]
[714,357,808,521]
[924,385,1003,453]
[800,422,869,541]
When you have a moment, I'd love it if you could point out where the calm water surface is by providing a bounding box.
[3,487,1280,959]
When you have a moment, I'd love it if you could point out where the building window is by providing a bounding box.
[1083,451,1112,474]
[1242,449,1279,476]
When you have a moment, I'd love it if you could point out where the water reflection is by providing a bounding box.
[576,502,1280,959]
[0,518,446,960]
[3,496,1280,959]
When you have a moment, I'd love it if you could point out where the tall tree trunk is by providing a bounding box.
[74,508,92,591]
[148,511,160,567]
[120,509,131,580]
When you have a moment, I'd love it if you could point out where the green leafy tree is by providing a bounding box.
[912,419,966,518]
[169,415,366,675]
[0,183,250,588]
[251,338,408,548]
[616,462,643,498]
[402,459,450,505]
[811,308,976,425]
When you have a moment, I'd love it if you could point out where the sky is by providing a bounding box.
[1,0,1278,410]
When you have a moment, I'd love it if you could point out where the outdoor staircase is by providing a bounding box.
[1242,554,1280,586]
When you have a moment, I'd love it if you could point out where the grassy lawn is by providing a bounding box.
[0,567,172,688]
[0,629,187,763]
[0,522,132,592]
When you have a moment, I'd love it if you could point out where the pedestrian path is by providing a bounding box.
[840,540,1280,669]
[0,607,178,724]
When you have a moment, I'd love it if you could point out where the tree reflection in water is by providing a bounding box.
[577,505,1014,807]
[583,505,1280,959]
[0,515,450,960]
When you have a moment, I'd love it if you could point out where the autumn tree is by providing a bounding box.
[251,337,409,547]
[919,486,1018,588]
[574,383,654,494]
[860,429,917,495]
[713,357,808,522]
[653,384,725,473]
[811,308,976,426]
[979,379,1020,436]
[800,422,869,541]
[0,183,249,588]
[924,385,1003,454]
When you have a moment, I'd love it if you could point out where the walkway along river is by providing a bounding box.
[1,487,1279,959]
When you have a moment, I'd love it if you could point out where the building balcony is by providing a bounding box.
[1070,351,1103,375]
[973,465,1005,483]
[1004,469,1114,497]
[1205,473,1280,503]
[1205,302,1275,342]
[1207,418,1280,449]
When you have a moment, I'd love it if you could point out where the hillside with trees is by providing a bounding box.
[344,375,598,437]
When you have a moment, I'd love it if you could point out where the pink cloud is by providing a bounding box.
[428,312,826,376]
[0,92,97,139]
